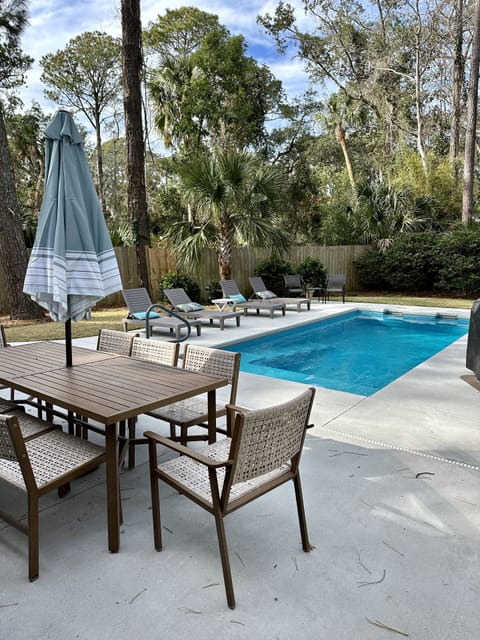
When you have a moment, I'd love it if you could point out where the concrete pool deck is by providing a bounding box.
[1,301,479,639]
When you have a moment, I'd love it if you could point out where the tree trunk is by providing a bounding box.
[0,102,43,320]
[121,0,151,292]
[217,222,233,281]
[414,32,428,175]
[462,0,480,225]
[335,123,356,193]
[450,0,464,179]
[94,107,107,217]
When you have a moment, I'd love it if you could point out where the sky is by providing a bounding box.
[19,0,311,121]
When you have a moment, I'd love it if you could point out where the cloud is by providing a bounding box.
[19,0,311,115]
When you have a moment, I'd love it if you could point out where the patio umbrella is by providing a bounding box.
[23,109,122,366]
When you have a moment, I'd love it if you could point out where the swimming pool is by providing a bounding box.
[223,311,469,396]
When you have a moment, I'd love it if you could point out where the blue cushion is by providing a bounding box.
[132,311,161,320]
[229,293,247,303]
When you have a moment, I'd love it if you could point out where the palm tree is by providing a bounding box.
[148,53,200,151]
[318,93,360,194]
[352,176,430,251]
[163,148,290,280]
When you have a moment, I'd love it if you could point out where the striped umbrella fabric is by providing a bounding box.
[23,109,122,363]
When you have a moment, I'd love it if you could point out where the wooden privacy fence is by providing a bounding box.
[0,244,369,314]
[110,244,369,306]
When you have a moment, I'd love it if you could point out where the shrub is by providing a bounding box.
[382,232,441,292]
[158,272,201,303]
[205,280,222,301]
[296,257,327,288]
[435,227,480,296]
[253,257,294,295]
[354,250,388,290]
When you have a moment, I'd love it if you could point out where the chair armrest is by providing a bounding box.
[143,430,232,468]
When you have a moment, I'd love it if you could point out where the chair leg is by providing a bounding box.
[180,425,188,446]
[212,506,235,609]
[27,493,40,581]
[128,417,136,469]
[148,447,163,551]
[293,474,314,552]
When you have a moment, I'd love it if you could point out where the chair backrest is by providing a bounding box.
[327,274,346,289]
[122,288,153,315]
[0,414,18,463]
[284,274,303,289]
[0,325,8,348]
[248,276,268,295]
[220,280,242,297]
[183,344,241,404]
[228,387,315,486]
[163,288,193,308]
[131,337,179,366]
[0,414,34,490]
[97,329,135,356]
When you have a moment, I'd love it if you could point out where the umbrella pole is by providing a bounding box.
[65,319,73,367]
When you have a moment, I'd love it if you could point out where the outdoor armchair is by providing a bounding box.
[325,274,346,303]
[97,328,136,356]
[124,336,180,469]
[0,413,106,581]
[283,274,305,297]
[144,386,316,609]
[146,344,241,446]
[249,276,310,312]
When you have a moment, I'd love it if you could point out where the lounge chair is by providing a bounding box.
[163,288,242,330]
[325,274,346,303]
[220,279,286,318]
[122,288,202,339]
[248,276,310,312]
[283,274,305,296]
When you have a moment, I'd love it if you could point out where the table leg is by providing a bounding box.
[105,423,120,552]
[207,390,216,444]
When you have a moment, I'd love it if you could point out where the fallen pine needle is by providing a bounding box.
[366,618,409,636]
[357,569,386,587]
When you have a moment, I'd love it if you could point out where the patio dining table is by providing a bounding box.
[0,341,228,553]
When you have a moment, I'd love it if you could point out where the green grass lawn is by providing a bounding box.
[2,308,127,343]
[1,295,474,343]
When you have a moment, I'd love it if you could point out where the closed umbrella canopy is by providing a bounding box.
[23,109,122,363]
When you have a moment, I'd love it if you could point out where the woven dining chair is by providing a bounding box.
[96,328,136,355]
[0,402,58,439]
[0,325,15,402]
[144,386,316,609]
[0,413,106,581]
[73,329,139,441]
[124,337,180,468]
[146,344,241,447]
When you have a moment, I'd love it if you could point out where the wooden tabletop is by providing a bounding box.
[0,342,119,379]
[0,342,228,425]
[1,341,229,553]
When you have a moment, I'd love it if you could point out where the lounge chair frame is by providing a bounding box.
[248,276,311,312]
[163,288,242,330]
[122,288,202,340]
[220,280,286,318]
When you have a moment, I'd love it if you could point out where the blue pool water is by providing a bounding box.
[223,311,469,396]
